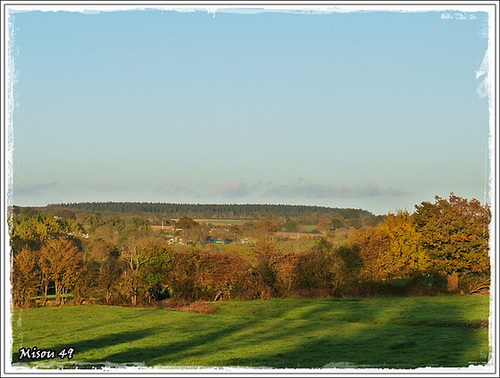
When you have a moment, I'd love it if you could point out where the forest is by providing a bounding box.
[47,202,375,219]
[9,194,491,308]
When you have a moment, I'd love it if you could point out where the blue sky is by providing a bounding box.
[7,5,492,215]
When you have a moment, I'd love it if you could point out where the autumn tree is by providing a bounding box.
[12,248,40,307]
[349,212,428,283]
[9,213,69,254]
[317,217,332,233]
[202,252,250,301]
[172,216,209,246]
[382,211,429,279]
[80,238,122,305]
[118,230,154,306]
[168,248,207,300]
[350,225,390,282]
[413,194,491,291]
[91,223,121,245]
[185,223,210,246]
[255,219,278,241]
[293,238,349,296]
[97,255,123,304]
[175,215,197,230]
[38,238,84,305]
[252,242,283,297]
[274,250,298,297]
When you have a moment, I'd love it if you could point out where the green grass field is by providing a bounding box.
[299,224,318,232]
[10,295,491,370]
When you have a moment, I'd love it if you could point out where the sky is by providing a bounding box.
[6,4,493,215]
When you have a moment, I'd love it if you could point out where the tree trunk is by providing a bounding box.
[43,281,48,303]
[55,282,62,305]
[447,272,459,292]
[132,293,137,307]
[106,290,112,305]
[213,290,222,302]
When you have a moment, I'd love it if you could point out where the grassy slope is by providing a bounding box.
[10,295,491,370]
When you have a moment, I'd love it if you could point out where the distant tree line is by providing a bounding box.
[10,194,490,308]
[48,202,374,219]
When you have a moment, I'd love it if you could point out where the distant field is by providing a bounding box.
[150,225,173,232]
[193,219,251,226]
[151,219,251,230]
[275,231,321,240]
[10,295,491,370]
[151,219,323,236]
[299,224,319,232]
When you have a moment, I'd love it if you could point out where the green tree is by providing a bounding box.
[283,218,299,232]
[335,244,363,287]
[131,217,151,232]
[330,218,345,231]
[175,215,197,230]
[141,242,174,301]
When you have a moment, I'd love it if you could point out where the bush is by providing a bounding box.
[458,273,490,295]
[236,270,272,300]
[290,288,331,299]
[340,275,449,298]
[160,299,218,314]
[168,248,261,301]
[340,280,401,297]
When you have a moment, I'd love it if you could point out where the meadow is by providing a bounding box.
[11,295,491,370]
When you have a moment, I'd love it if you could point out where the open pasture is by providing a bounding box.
[193,219,251,225]
[10,295,491,370]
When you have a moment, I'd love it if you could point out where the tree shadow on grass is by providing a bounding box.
[11,305,156,348]
[229,322,487,369]
[226,296,491,370]
[95,320,258,368]
[11,297,491,371]
[12,327,158,369]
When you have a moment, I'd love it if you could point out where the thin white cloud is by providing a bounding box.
[210,180,406,200]
[264,181,406,199]
[14,181,58,196]
[157,184,201,198]
[212,180,252,198]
